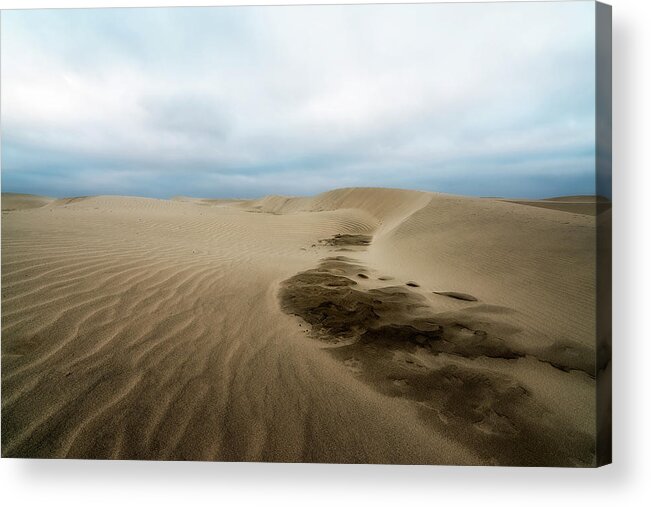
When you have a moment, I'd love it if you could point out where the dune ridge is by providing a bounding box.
[1,193,54,211]
[1,188,600,465]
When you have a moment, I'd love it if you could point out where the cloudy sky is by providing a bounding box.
[1,2,596,199]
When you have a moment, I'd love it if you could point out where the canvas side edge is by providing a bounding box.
[595,0,612,468]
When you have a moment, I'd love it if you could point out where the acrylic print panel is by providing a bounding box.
[0,1,611,467]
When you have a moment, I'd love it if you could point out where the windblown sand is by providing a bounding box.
[1,188,603,465]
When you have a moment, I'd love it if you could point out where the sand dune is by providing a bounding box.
[1,188,601,465]
[1,192,54,211]
[504,195,610,216]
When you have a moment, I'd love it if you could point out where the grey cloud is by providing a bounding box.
[1,3,597,199]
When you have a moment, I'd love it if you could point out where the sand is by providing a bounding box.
[503,195,611,216]
[1,192,54,211]
[1,188,602,465]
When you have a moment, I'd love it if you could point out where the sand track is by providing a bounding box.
[1,189,599,464]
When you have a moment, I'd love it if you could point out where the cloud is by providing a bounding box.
[1,2,596,198]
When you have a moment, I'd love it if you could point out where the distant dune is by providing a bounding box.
[1,192,54,211]
[1,188,602,465]
[503,195,610,216]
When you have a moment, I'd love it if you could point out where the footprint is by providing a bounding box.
[357,273,369,279]
[406,281,420,287]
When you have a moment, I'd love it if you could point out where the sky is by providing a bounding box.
[1,2,597,199]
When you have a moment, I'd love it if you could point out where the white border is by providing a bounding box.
[1,0,649,505]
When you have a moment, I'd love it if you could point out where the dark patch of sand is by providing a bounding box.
[319,234,372,247]
[278,255,595,466]
[434,291,479,302]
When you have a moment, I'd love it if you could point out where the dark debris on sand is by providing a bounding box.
[318,234,373,247]
[278,251,596,467]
